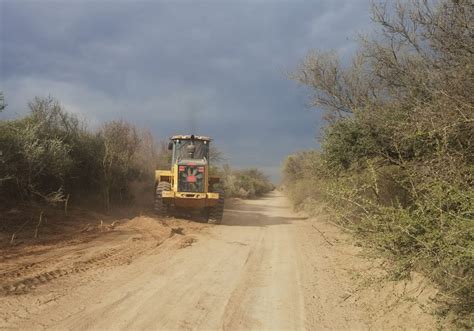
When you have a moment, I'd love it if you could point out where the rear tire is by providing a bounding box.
[155,182,171,216]
[207,189,224,224]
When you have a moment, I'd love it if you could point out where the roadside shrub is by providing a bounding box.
[282,151,328,210]
[321,119,381,172]
[0,96,165,211]
[288,0,473,324]
[0,98,76,201]
[330,173,473,315]
[99,120,141,209]
[222,166,273,199]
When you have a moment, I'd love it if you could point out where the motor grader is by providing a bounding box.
[154,135,224,224]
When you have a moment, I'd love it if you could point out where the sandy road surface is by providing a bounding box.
[1,192,439,330]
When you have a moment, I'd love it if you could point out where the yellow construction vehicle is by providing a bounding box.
[154,135,224,223]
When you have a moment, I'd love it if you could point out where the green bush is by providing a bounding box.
[321,119,380,172]
[0,98,76,201]
[0,96,164,210]
[221,166,273,199]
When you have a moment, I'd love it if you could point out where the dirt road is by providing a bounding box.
[1,192,439,330]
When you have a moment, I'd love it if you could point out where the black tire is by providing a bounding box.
[207,189,224,224]
[155,182,171,216]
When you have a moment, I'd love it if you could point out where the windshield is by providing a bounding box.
[172,140,209,163]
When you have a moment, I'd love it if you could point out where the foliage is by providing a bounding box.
[282,151,329,210]
[211,164,273,199]
[0,97,165,210]
[208,149,273,199]
[287,0,473,325]
[99,120,140,210]
[0,97,75,202]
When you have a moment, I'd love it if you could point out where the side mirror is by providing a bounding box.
[168,142,173,150]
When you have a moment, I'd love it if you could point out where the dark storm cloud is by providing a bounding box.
[0,0,372,180]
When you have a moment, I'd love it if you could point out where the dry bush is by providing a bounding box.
[220,165,273,199]
[289,0,473,325]
[0,97,169,212]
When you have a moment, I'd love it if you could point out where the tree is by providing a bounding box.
[290,0,474,319]
[0,97,74,202]
[293,0,473,166]
[100,120,140,210]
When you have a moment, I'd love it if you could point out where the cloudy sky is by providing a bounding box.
[0,0,373,181]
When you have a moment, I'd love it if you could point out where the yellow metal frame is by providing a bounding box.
[155,164,219,209]
[156,164,210,193]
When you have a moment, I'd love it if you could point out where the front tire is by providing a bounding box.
[155,182,171,216]
[207,189,224,224]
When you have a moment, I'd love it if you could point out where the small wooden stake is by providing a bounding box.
[34,211,43,239]
[65,193,70,215]
[10,218,31,244]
